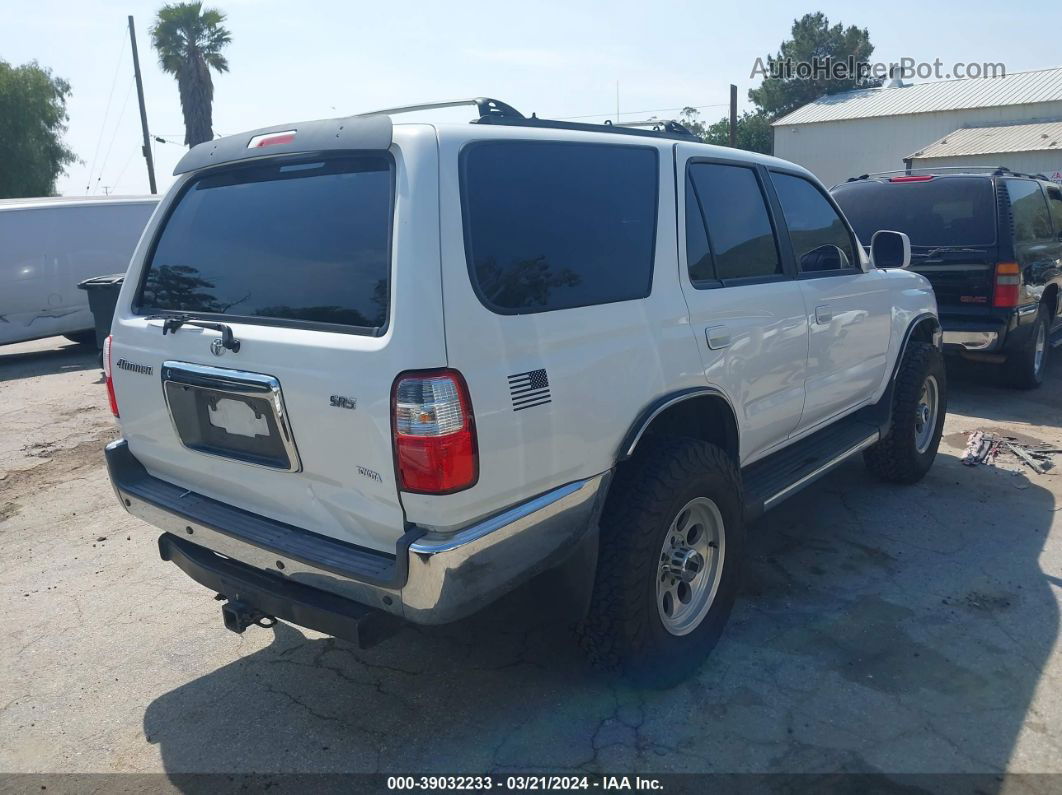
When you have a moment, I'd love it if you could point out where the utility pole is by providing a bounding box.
[726,85,734,148]
[128,15,157,194]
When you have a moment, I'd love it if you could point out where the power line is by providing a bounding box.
[93,78,135,194]
[85,25,128,194]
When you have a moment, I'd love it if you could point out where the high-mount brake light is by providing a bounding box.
[391,370,477,494]
[103,334,119,417]
[992,262,1021,308]
[889,175,934,182]
[247,130,296,149]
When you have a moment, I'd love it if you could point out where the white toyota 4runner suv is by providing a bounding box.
[105,98,945,684]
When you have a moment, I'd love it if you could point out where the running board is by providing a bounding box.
[742,414,880,521]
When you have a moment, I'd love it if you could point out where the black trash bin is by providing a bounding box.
[77,273,125,350]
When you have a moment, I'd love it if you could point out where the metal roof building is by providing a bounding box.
[772,67,1062,186]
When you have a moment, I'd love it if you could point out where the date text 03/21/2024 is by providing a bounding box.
[386,776,664,791]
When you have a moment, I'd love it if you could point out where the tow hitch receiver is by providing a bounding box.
[221,599,277,634]
[158,533,401,649]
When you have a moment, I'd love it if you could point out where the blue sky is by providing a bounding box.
[4,0,1059,196]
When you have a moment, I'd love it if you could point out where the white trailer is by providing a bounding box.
[0,196,158,346]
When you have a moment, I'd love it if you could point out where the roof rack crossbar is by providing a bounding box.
[475,115,701,142]
[354,97,525,121]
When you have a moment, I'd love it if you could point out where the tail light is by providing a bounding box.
[993,262,1021,308]
[391,370,477,494]
[102,334,119,417]
[889,175,934,182]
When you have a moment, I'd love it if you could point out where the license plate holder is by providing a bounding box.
[162,362,301,472]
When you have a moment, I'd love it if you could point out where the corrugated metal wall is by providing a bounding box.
[911,152,1062,182]
[773,101,1062,187]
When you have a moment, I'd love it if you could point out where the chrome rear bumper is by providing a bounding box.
[106,439,608,625]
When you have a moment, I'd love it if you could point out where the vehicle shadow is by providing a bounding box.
[944,355,1062,426]
[143,440,1058,780]
[0,339,99,383]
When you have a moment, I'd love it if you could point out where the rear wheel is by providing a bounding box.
[577,437,744,688]
[1004,308,1049,389]
[864,341,946,484]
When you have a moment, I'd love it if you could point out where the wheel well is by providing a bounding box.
[908,316,941,345]
[627,394,739,465]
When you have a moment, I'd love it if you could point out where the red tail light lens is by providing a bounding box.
[993,262,1021,308]
[391,370,477,494]
[889,175,934,182]
[102,334,119,417]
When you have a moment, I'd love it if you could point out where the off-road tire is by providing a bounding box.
[577,437,744,688]
[863,341,946,484]
[1003,307,1050,390]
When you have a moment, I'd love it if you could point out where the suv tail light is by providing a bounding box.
[993,262,1021,308]
[103,334,119,417]
[391,370,477,494]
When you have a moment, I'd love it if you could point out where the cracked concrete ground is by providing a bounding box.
[1,336,1060,776]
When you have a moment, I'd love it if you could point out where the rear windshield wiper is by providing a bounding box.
[148,313,241,352]
[913,246,987,259]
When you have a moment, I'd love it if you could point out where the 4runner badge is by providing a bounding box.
[115,358,152,375]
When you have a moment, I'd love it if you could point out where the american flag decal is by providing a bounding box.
[508,368,551,411]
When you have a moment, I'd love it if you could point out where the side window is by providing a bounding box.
[461,141,658,314]
[1046,185,1062,238]
[687,163,782,281]
[771,172,857,273]
[684,172,714,282]
[1006,179,1053,243]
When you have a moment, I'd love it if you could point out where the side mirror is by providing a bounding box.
[870,230,911,269]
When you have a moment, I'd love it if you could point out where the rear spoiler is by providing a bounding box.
[173,114,393,176]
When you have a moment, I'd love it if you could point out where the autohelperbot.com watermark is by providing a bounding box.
[751,56,1006,82]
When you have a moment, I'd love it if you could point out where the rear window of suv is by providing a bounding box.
[831,176,996,247]
[461,141,658,314]
[138,156,393,333]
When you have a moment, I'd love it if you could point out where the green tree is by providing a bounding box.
[680,107,773,155]
[0,60,77,198]
[150,2,231,147]
[748,12,880,119]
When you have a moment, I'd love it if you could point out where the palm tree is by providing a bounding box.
[150,2,231,147]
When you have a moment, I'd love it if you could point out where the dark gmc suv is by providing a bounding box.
[832,170,1062,388]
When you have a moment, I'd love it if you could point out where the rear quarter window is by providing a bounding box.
[1006,179,1054,243]
[460,141,658,314]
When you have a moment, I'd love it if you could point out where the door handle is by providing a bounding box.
[815,305,833,324]
[705,325,731,350]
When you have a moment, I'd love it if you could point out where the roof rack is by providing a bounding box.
[844,166,1012,182]
[844,165,1058,184]
[354,97,525,121]
[354,96,702,143]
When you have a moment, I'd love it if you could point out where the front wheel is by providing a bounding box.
[864,341,946,484]
[577,438,744,687]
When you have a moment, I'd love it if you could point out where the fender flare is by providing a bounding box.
[617,386,737,462]
[889,312,942,382]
